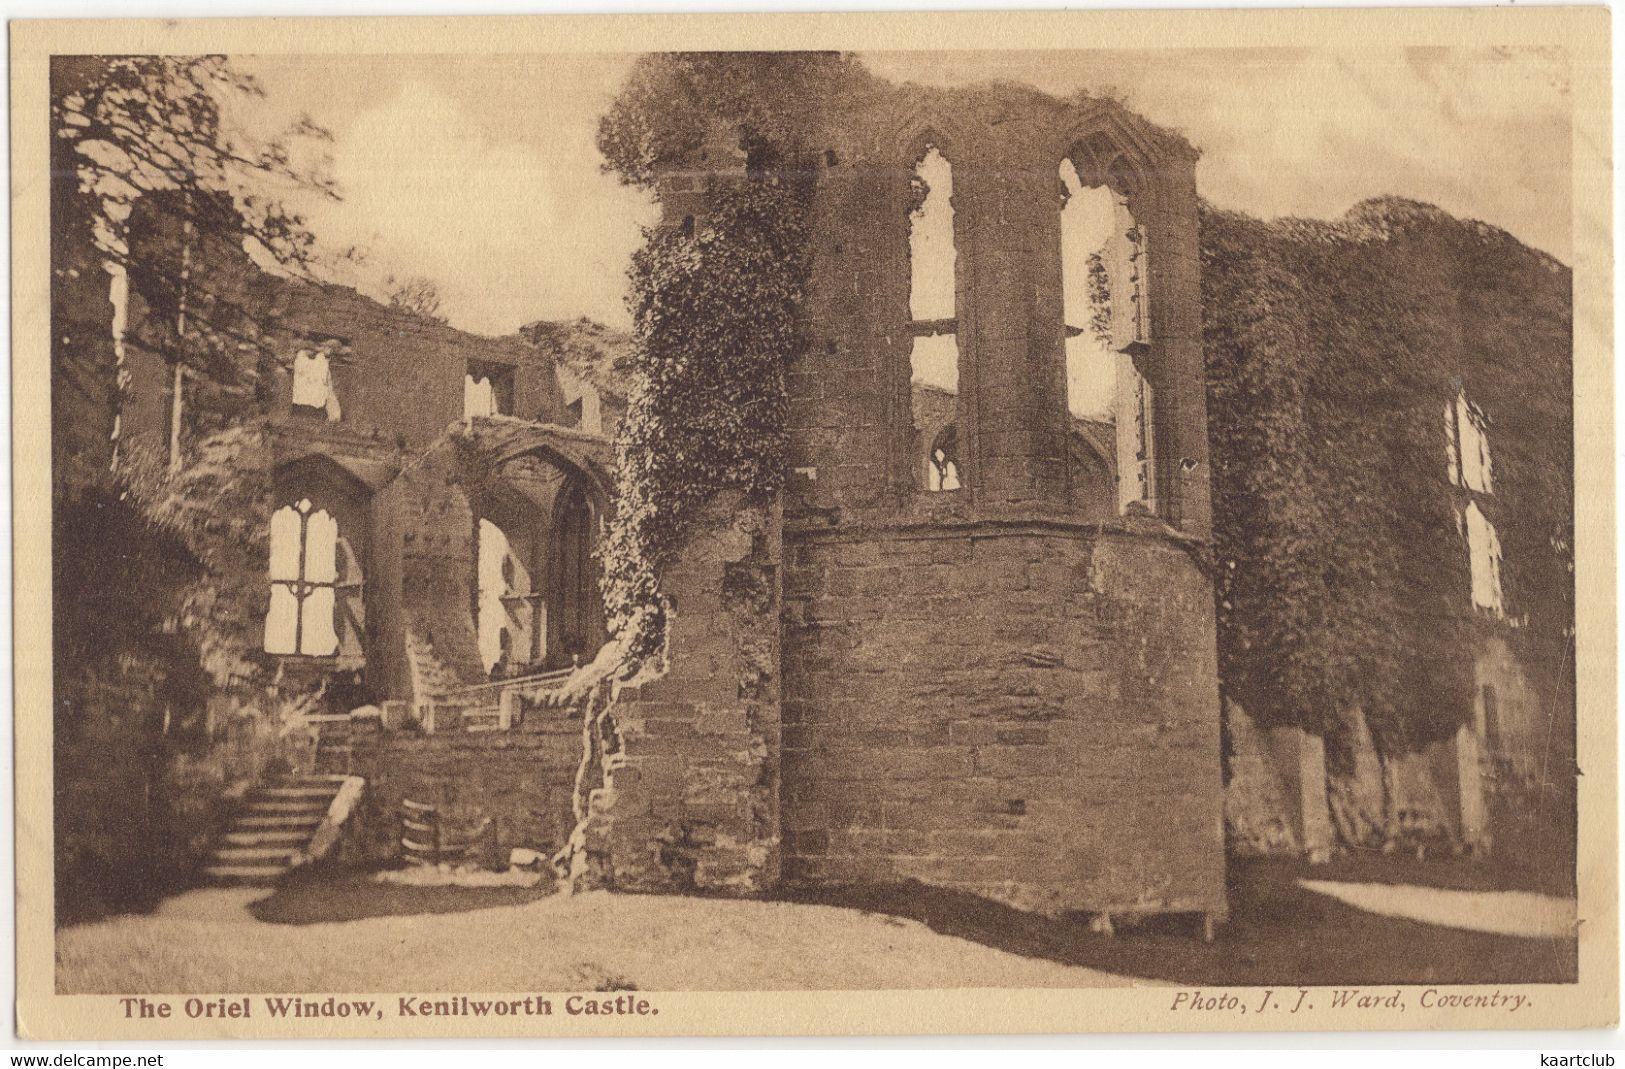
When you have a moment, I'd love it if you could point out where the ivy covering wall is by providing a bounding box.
[1202,197,1574,757]
[595,54,870,662]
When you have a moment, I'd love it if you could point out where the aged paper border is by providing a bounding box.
[11,6,1616,1040]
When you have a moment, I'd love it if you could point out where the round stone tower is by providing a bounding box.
[595,77,1225,922]
[772,83,1225,921]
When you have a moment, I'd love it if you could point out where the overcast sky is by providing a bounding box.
[231,47,1571,337]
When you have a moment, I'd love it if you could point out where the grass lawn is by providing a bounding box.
[248,867,559,925]
[56,857,1576,994]
[57,881,1139,994]
[789,857,1576,987]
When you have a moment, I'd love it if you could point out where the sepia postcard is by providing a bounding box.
[11,6,1616,1040]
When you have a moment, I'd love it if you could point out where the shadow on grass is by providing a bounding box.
[1303,846,1576,898]
[246,857,1576,987]
[781,857,1577,987]
[248,865,558,926]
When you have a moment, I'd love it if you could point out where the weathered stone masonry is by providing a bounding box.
[566,495,781,894]
[575,82,1227,918]
[783,523,1221,914]
[117,205,622,867]
[335,703,582,864]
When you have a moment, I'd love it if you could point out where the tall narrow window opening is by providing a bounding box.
[908,146,961,492]
[1461,500,1505,617]
[1448,389,1502,616]
[549,482,605,668]
[1446,389,1493,495]
[1059,156,1154,515]
[265,498,342,656]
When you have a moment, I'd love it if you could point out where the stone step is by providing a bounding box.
[244,799,331,814]
[221,828,309,847]
[202,863,290,884]
[210,844,301,864]
[256,779,342,796]
[201,775,360,888]
[235,813,325,830]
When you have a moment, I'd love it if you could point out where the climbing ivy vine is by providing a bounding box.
[595,54,864,663]
[1202,197,1573,757]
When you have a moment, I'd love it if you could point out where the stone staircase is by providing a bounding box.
[202,775,350,884]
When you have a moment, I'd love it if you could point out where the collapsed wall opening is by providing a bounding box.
[464,359,516,419]
[290,341,347,422]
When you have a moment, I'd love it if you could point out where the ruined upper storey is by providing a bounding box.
[118,194,625,459]
[116,194,622,695]
[648,78,1211,538]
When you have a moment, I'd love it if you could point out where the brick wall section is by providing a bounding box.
[565,494,782,895]
[339,705,582,864]
[782,520,1225,917]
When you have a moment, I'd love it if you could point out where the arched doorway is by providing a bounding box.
[547,479,606,669]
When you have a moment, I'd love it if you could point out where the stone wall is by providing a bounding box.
[766,84,1225,916]
[1223,699,1331,859]
[564,495,782,895]
[1476,635,1576,881]
[781,519,1225,917]
[1226,699,1489,859]
[336,700,583,865]
[121,198,571,458]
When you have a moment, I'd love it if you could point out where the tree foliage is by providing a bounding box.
[596,52,872,191]
[52,55,337,484]
[385,274,448,324]
[1202,198,1574,755]
[50,56,337,918]
[53,55,335,277]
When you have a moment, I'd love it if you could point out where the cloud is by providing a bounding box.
[319,76,655,334]
[232,48,1573,340]
[236,55,656,335]
[865,47,1572,262]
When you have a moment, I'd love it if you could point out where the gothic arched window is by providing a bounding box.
[1059,148,1155,515]
[265,498,342,656]
[908,145,961,492]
